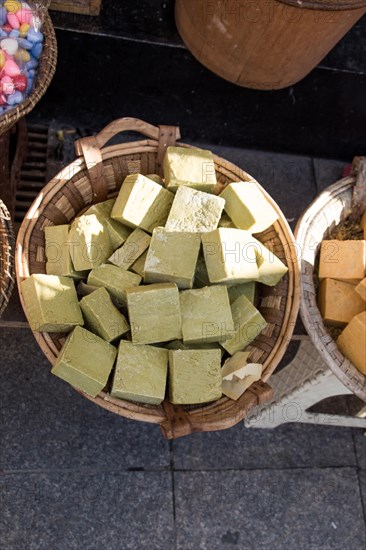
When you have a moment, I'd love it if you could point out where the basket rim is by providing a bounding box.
[15,130,301,429]
[0,199,15,317]
[295,175,366,401]
[0,12,57,135]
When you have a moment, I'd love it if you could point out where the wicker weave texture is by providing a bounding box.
[296,176,366,402]
[0,200,15,317]
[0,13,57,135]
[15,118,300,437]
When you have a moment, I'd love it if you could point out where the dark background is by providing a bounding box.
[31,1,366,158]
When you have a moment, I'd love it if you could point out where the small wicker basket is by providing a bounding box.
[0,11,57,135]
[16,117,300,438]
[296,175,366,402]
[0,199,15,317]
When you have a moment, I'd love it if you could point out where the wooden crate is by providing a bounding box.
[50,0,102,16]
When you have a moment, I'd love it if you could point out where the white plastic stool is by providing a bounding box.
[245,337,366,429]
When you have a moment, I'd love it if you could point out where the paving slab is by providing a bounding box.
[174,468,366,550]
[0,328,170,471]
[172,421,356,471]
[0,471,174,550]
[353,429,366,471]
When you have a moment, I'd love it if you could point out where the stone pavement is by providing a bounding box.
[0,145,365,550]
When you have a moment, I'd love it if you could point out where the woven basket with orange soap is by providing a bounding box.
[16,118,300,439]
[297,156,366,402]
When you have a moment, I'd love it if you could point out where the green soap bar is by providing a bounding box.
[193,252,210,289]
[221,295,267,355]
[20,274,83,332]
[88,264,142,307]
[111,173,174,233]
[126,283,182,345]
[201,228,259,284]
[105,218,132,251]
[80,287,130,343]
[130,250,148,277]
[84,198,115,217]
[165,186,224,233]
[180,285,234,344]
[253,236,288,286]
[146,174,164,185]
[77,281,99,298]
[109,228,151,270]
[219,181,279,233]
[227,282,256,305]
[52,326,117,397]
[218,213,236,228]
[45,225,88,279]
[144,227,201,289]
[166,340,225,357]
[169,349,222,404]
[111,340,168,405]
[69,214,113,271]
[163,146,217,192]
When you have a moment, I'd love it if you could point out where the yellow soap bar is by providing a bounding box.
[337,312,366,375]
[318,278,365,327]
[318,240,366,284]
[355,278,366,302]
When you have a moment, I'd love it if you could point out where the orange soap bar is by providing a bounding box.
[355,278,366,302]
[318,240,366,284]
[337,312,366,375]
[318,278,365,327]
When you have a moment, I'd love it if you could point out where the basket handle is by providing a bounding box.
[74,118,181,203]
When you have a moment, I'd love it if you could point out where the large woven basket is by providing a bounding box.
[0,11,57,135]
[0,199,15,317]
[16,118,300,438]
[296,175,366,402]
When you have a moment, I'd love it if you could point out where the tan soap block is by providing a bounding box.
[163,146,217,192]
[126,283,182,345]
[20,274,83,333]
[165,186,225,233]
[130,250,148,277]
[144,227,201,289]
[111,341,168,405]
[318,278,365,327]
[221,362,263,401]
[52,326,117,398]
[355,278,366,302]
[337,312,366,374]
[108,228,151,270]
[168,349,222,404]
[201,228,259,284]
[227,282,256,305]
[219,181,279,233]
[88,264,142,307]
[221,295,267,355]
[180,285,234,344]
[318,240,366,284]
[253,236,288,286]
[146,174,164,185]
[68,214,113,271]
[110,174,174,233]
[84,198,115,217]
[80,287,130,343]
[45,225,87,279]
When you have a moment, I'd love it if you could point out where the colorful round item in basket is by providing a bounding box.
[0,1,57,133]
[16,118,300,439]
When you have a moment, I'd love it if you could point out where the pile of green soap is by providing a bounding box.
[20,147,288,405]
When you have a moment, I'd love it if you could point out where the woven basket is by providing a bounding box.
[0,199,15,317]
[16,117,300,438]
[0,11,57,135]
[296,176,366,402]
